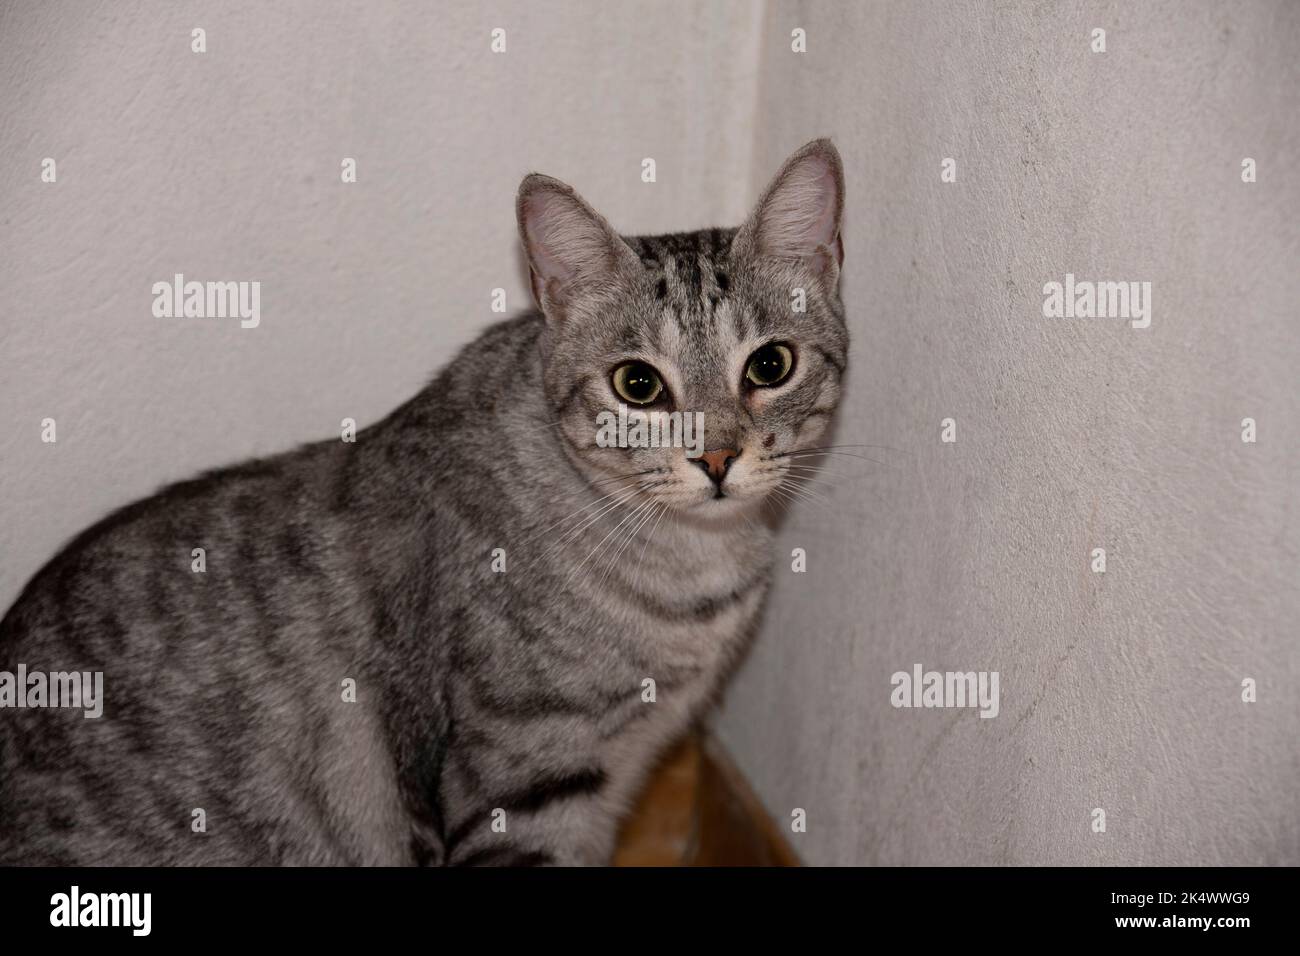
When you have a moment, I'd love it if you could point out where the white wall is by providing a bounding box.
[2,1,1296,866]
[713,0,1300,865]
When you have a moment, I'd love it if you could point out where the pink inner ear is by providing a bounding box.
[523,189,618,287]
[802,161,840,246]
[524,193,578,284]
[760,155,840,257]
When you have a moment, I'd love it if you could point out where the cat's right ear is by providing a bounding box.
[516,174,640,321]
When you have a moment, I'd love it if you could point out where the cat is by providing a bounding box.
[0,139,848,866]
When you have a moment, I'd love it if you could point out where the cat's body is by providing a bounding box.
[0,310,768,865]
[0,142,847,865]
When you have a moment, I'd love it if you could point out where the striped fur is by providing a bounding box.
[0,141,847,865]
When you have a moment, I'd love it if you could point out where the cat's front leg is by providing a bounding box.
[445,794,621,867]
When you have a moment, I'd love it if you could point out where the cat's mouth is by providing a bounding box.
[689,479,775,510]
[688,495,753,519]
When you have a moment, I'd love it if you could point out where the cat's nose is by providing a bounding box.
[693,448,739,485]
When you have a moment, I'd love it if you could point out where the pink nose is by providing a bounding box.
[695,448,739,483]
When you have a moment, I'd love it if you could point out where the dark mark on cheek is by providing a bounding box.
[763,433,776,448]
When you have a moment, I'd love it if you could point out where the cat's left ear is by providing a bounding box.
[516,174,641,321]
[734,138,845,284]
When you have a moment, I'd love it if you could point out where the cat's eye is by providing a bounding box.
[611,361,665,405]
[744,343,795,388]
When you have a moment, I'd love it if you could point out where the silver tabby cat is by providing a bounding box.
[0,140,848,865]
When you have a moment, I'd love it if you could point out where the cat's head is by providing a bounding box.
[517,139,848,514]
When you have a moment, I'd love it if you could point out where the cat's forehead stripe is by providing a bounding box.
[623,228,765,368]
[629,229,739,336]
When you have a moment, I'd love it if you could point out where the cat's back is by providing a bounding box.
[1,438,348,656]
[0,309,549,864]
[0,439,412,865]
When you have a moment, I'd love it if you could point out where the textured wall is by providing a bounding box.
[713,0,1300,865]
[2,1,1296,867]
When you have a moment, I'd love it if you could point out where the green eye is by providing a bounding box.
[612,362,664,405]
[745,343,794,387]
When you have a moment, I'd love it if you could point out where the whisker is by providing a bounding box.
[600,499,662,589]
[516,479,646,553]
[598,498,658,577]
[779,450,889,467]
[774,470,847,494]
[632,502,670,589]
[762,492,788,523]
[772,479,835,515]
[767,485,801,513]
[590,468,662,487]
[553,485,649,549]
[570,496,659,586]
[798,443,903,455]
[517,481,651,575]
[781,464,845,476]
[784,466,887,511]
[779,480,833,508]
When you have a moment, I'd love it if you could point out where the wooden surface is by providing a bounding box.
[613,732,799,867]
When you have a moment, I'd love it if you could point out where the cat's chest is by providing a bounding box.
[462,504,773,714]
[567,522,771,674]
